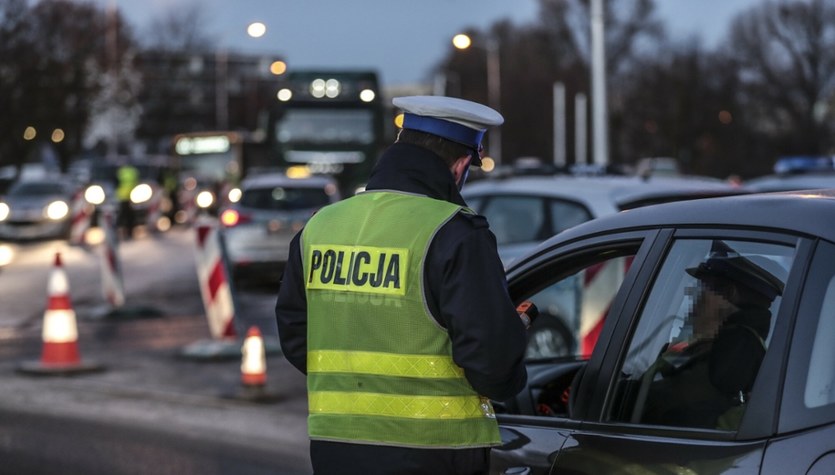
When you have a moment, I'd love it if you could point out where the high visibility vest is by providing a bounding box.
[116,165,139,201]
[301,191,500,448]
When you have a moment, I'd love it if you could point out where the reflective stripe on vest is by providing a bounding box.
[310,391,495,420]
[309,350,465,378]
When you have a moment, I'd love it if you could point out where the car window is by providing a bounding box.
[523,250,637,360]
[478,196,544,245]
[607,239,794,431]
[549,199,593,234]
[473,195,592,246]
[241,186,330,211]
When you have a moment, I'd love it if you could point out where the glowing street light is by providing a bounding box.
[453,33,502,166]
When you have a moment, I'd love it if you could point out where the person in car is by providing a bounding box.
[641,242,785,430]
[275,96,529,474]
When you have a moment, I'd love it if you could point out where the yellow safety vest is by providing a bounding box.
[301,191,500,448]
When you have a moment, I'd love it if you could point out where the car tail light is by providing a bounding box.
[220,209,252,227]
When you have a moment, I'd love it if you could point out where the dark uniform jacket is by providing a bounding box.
[275,142,528,474]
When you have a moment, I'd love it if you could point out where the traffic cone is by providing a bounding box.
[220,325,280,402]
[17,252,104,375]
[241,326,267,386]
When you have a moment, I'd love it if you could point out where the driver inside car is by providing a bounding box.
[639,241,785,430]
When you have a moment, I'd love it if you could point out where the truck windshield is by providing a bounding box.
[275,109,374,145]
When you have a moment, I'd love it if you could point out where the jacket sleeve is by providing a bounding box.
[275,230,308,374]
[427,215,528,402]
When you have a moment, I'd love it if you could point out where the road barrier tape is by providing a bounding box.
[145,186,164,231]
[68,189,93,246]
[580,256,633,356]
[193,217,237,339]
[100,209,125,308]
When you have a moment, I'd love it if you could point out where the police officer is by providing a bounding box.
[275,96,528,474]
[116,159,139,239]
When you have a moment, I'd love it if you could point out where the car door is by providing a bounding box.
[761,239,835,474]
[549,229,805,475]
[492,229,665,474]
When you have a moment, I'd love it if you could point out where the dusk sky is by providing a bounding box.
[94,0,761,86]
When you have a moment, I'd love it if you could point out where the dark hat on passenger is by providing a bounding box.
[393,95,503,166]
[686,241,786,302]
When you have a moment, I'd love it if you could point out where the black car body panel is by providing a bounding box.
[492,190,835,474]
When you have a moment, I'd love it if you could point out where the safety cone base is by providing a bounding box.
[179,338,242,361]
[219,383,284,404]
[16,358,105,376]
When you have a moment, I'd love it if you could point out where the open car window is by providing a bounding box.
[524,252,636,361]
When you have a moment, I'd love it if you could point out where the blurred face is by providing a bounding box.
[690,281,737,339]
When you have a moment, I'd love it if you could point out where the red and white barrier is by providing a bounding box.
[193,217,236,339]
[68,189,93,246]
[99,209,125,309]
[145,185,164,232]
[17,253,103,374]
[579,256,633,356]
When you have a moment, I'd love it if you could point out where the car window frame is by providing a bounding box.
[500,228,666,428]
[594,228,810,441]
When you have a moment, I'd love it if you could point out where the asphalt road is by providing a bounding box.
[0,226,312,474]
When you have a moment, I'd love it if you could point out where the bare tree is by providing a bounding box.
[727,0,835,155]
[142,1,214,53]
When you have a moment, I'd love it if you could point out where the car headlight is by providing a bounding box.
[85,185,106,205]
[46,200,69,220]
[0,203,8,221]
[227,187,242,203]
[196,190,215,209]
[130,183,153,204]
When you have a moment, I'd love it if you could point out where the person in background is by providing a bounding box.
[275,96,529,475]
[116,159,139,240]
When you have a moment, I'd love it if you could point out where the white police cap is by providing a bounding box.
[393,96,503,165]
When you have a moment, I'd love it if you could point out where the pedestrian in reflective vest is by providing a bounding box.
[276,96,528,474]
[116,161,139,240]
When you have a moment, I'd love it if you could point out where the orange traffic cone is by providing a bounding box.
[241,326,267,386]
[17,252,103,375]
[221,325,280,402]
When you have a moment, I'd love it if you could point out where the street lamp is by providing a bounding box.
[452,33,502,166]
[216,22,267,130]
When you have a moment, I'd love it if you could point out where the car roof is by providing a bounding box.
[240,173,336,188]
[464,174,742,212]
[526,189,835,255]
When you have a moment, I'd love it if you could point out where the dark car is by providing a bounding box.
[492,190,835,474]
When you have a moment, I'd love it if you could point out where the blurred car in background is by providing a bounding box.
[0,179,82,241]
[463,172,747,266]
[219,173,340,285]
[746,155,835,193]
[463,171,748,359]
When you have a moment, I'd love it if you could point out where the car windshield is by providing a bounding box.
[241,186,330,211]
[10,182,68,196]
